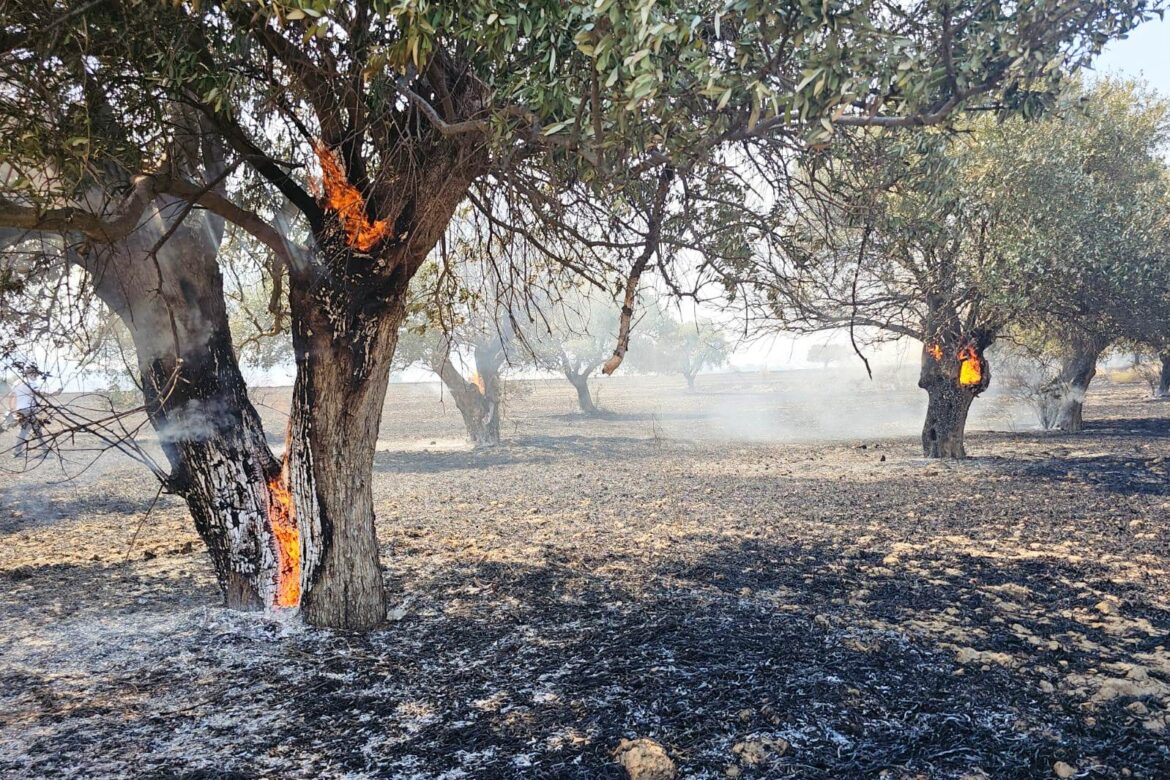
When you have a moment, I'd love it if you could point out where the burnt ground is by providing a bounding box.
[0,371,1168,779]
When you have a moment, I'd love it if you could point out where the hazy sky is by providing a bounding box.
[1093,15,1170,95]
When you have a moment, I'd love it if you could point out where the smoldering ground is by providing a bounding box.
[0,373,1167,779]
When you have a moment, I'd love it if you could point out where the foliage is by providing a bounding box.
[625,299,731,382]
[972,78,1170,346]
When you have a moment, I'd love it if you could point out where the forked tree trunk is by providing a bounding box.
[918,333,992,459]
[561,354,601,415]
[433,345,502,447]
[286,235,407,630]
[1158,351,1170,397]
[78,200,284,609]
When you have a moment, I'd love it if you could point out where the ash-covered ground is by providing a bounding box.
[1,371,1168,779]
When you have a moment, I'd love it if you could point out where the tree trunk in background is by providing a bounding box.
[287,236,408,631]
[1158,352,1170,397]
[79,198,283,609]
[432,339,503,446]
[682,370,697,391]
[918,333,991,459]
[567,371,598,414]
[1047,332,1108,433]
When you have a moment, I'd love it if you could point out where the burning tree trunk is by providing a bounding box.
[284,235,407,630]
[1042,332,1109,433]
[76,201,287,610]
[918,336,992,458]
[431,337,505,447]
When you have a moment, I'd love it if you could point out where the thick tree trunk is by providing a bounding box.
[79,199,284,610]
[286,237,405,630]
[921,383,976,458]
[1044,333,1107,433]
[683,370,697,391]
[1158,352,1170,398]
[918,333,991,459]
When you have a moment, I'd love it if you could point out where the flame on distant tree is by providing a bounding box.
[267,470,301,608]
[469,371,486,395]
[927,343,943,362]
[313,141,389,252]
[958,344,982,386]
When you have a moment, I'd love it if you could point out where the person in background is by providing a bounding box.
[4,367,46,458]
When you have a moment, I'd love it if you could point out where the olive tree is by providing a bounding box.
[0,0,1154,627]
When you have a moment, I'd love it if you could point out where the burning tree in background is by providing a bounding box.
[739,130,1007,458]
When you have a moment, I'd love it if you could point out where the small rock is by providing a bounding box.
[731,736,789,766]
[1053,761,1077,778]
[614,738,675,780]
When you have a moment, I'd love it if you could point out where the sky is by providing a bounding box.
[1093,14,1170,95]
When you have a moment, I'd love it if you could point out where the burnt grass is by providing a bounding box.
[1,374,1168,779]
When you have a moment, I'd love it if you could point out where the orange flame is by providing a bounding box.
[268,473,301,608]
[313,141,389,252]
[958,344,982,386]
[469,371,485,395]
[927,343,943,362]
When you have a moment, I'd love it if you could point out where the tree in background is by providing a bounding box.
[395,263,514,447]
[974,79,1170,431]
[626,300,731,390]
[520,287,620,415]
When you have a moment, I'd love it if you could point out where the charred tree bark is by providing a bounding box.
[920,382,977,458]
[1048,334,1108,433]
[77,197,283,609]
[286,234,410,630]
[918,332,992,459]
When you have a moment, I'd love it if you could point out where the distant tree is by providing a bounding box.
[975,80,1170,431]
[520,288,620,414]
[627,302,731,390]
[806,343,853,369]
[395,264,512,447]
